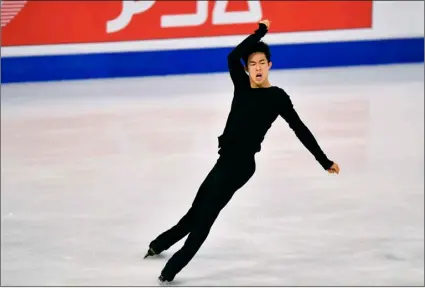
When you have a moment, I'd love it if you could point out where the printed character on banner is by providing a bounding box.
[107,0,263,33]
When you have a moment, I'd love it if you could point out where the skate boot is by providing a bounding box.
[157,275,172,286]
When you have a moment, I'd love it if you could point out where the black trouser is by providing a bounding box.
[149,153,256,280]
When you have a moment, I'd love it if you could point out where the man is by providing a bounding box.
[145,20,340,284]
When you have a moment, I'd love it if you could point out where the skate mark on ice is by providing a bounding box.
[383,253,406,262]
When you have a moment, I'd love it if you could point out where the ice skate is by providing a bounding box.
[143,247,158,259]
[157,275,172,286]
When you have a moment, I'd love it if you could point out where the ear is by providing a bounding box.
[268,61,272,69]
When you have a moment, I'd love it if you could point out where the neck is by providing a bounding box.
[250,79,272,88]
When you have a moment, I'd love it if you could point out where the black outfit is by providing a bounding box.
[149,23,333,281]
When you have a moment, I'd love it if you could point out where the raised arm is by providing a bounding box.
[227,22,268,88]
[278,90,334,171]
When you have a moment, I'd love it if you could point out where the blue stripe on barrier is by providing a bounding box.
[1,37,423,83]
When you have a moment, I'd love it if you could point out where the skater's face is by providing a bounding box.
[246,52,272,87]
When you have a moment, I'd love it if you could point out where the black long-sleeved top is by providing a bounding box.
[218,23,333,170]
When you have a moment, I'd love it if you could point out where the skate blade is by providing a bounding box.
[157,277,172,286]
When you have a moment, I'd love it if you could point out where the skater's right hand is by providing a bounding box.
[259,19,271,30]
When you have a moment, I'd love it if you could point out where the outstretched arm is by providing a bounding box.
[227,22,268,88]
[278,91,335,171]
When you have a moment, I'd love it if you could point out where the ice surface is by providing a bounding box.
[1,64,424,286]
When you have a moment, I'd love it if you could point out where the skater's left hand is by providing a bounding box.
[327,162,340,174]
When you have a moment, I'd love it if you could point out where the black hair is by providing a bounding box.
[242,41,271,67]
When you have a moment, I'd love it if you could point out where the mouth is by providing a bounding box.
[255,73,262,81]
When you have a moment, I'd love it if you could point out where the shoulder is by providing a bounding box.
[272,86,292,102]
[271,86,296,115]
[270,85,286,95]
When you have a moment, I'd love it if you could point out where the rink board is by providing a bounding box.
[1,1,424,83]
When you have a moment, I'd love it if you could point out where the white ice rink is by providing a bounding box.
[1,64,424,286]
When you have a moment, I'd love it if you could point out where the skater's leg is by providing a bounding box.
[160,156,256,280]
[160,192,235,280]
[148,160,222,254]
[148,208,194,254]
